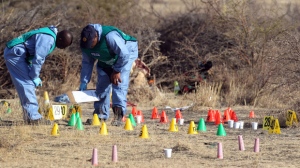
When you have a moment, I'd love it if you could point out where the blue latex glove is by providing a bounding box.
[79,83,87,91]
[33,78,42,87]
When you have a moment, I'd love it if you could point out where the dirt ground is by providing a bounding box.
[0,96,299,168]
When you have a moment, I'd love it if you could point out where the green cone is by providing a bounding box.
[216,123,226,136]
[129,113,136,127]
[6,108,12,114]
[68,113,76,126]
[76,117,84,130]
[197,118,207,132]
[75,111,80,118]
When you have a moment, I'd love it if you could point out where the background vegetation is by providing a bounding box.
[1,0,300,111]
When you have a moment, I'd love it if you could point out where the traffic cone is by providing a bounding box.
[76,117,84,130]
[131,106,137,117]
[140,124,149,138]
[6,107,12,114]
[92,148,98,166]
[223,109,231,122]
[216,124,226,136]
[129,113,136,127]
[151,107,160,119]
[238,135,245,151]
[112,145,118,162]
[100,122,108,135]
[231,111,238,122]
[188,121,198,134]
[160,110,168,123]
[92,114,101,126]
[169,118,178,132]
[44,91,50,105]
[124,118,133,131]
[67,113,76,126]
[217,142,223,159]
[137,110,144,122]
[206,109,215,122]
[74,105,82,118]
[249,111,255,118]
[197,118,207,132]
[215,110,223,125]
[51,123,59,136]
[254,138,260,152]
[175,109,182,123]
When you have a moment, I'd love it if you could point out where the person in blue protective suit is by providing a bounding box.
[3,26,73,125]
[79,24,138,126]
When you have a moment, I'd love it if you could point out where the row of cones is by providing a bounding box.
[206,108,255,124]
[92,145,118,166]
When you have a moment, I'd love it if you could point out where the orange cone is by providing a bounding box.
[206,109,215,122]
[160,110,168,123]
[137,110,145,122]
[175,109,182,123]
[223,109,231,122]
[215,110,223,125]
[131,106,137,117]
[231,111,238,122]
[151,107,160,119]
[249,111,255,118]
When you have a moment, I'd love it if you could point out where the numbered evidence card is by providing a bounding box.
[67,90,100,103]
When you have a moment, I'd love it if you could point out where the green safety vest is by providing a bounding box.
[6,27,57,57]
[81,26,137,68]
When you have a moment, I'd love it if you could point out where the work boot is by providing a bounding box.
[111,106,123,126]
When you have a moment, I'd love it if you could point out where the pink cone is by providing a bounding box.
[217,142,223,159]
[238,135,245,151]
[112,145,118,162]
[92,148,98,166]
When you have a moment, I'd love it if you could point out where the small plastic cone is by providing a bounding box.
[188,121,198,134]
[44,91,50,105]
[122,116,126,122]
[254,138,260,152]
[74,105,82,118]
[169,118,178,132]
[151,107,160,119]
[124,118,133,131]
[67,113,76,126]
[99,122,108,135]
[231,111,238,122]
[112,145,118,162]
[6,107,12,113]
[51,123,59,136]
[129,113,136,127]
[131,106,137,117]
[197,118,207,132]
[75,111,80,119]
[92,114,101,126]
[223,109,231,122]
[217,142,223,159]
[214,111,222,125]
[160,111,168,123]
[137,110,144,122]
[175,110,182,123]
[92,148,98,166]
[140,124,149,138]
[216,124,226,136]
[249,111,255,118]
[238,135,245,151]
[76,117,84,130]
[206,109,215,122]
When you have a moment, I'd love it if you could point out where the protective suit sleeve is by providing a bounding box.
[28,34,55,80]
[80,51,96,84]
[105,31,130,73]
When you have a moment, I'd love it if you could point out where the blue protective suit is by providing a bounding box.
[80,24,138,120]
[3,26,57,121]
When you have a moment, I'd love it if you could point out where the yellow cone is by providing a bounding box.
[44,91,50,105]
[47,107,54,121]
[92,114,101,126]
[100,122,108,135]
[51,123,59,136]
[169,118,178,132]
[188,121,198,134]
[124,118,133,131]
[140,124,149,138]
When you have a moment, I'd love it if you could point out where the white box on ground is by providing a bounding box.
[67,90,100,103]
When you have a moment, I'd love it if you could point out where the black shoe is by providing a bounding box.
[111,107,123,126]
[28,118,52,125]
